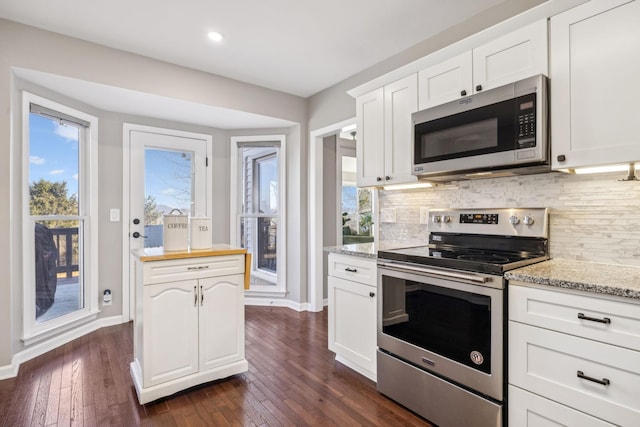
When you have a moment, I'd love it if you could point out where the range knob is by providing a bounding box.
[432,215,442,223]
[523,215,535,226]
[509,215,521,225]
[442,215,452,223]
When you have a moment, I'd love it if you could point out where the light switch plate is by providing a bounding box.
[110,208,120,222]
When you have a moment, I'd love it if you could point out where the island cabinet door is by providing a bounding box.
[142,279,199,387]
[199,274,245,372]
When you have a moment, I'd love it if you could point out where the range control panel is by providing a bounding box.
[459,213,499,224]
[428,208,549,238]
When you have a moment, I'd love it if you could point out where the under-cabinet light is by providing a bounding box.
[568,163,639,174]
[382,182,433,191]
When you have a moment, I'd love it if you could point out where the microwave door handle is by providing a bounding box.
[378,261,488,284]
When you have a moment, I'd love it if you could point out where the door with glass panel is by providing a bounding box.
[237,143,282,288]
[127,127,210,317]
[129,129,209,251]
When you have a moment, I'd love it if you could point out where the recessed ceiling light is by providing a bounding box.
[207,31,224,42]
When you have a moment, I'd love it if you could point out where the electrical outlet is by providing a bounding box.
[103,289,112,306]
[380,208,396,223]
[420,207,430,224]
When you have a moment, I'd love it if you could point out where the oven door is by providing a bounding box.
[377,262,504,401]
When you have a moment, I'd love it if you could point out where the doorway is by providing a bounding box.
[122,124,212,320]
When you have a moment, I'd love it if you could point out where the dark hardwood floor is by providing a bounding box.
[0,306,431,426]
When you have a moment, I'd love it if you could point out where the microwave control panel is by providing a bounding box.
[517,94,536,148]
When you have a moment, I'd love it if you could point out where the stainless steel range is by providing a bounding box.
[376,208,549,427]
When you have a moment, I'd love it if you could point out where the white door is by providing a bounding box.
[125,124,211,319]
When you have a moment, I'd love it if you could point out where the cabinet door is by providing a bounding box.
[551,0,640,169]
[509,321,640,426]
[418,51,473,110]
[384,74,418,186]
[199,274,244,371]
[473,19,548,92]
[328,276,377,375]
[356,88,385,187]
[142,280,199,387]
[508,385,615,427]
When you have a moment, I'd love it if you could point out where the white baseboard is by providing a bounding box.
[0,315,125,380]
[244,297,310,312]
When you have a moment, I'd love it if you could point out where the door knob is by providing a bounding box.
[132,231,147,239]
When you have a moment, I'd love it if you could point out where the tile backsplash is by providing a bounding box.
[379,171,640,266]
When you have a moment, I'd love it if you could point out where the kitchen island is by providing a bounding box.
[130,245,250,404]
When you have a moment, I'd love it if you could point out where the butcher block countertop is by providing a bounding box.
[506,259,640,301]
[133,244,247,262]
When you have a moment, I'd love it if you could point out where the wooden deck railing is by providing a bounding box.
[50,227,79,278]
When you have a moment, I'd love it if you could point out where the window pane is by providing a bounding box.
[257,156,278,214]
[239,217,277,276]
[35,219,83,323]
[29,113,80,216]
[144,149,194,248]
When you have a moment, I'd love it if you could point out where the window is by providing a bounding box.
[231,136,286,294]
[23,93,99,344]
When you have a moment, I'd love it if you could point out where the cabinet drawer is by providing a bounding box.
[508,385,615,427]
[328,253,376,286]
[509,321,640,426]
[143,255,244,284]
[509,284,640,350]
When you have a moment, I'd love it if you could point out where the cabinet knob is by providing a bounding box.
[476,84,483,92]
[385,176,390,181]
[557,154,566,162]
[460,90,467,96]
[376,176,382,182]
[369,292,375,298]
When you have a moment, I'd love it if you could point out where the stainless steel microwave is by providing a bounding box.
[412,74,549,181]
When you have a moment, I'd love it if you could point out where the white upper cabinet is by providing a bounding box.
[418,20,548,110]
[473,19,548,92]
[357,74,418,187]
[551,0,640,170]
[418,52,473,110]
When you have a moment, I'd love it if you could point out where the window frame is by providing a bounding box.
[21,92,99,345]
[230,135,287,296]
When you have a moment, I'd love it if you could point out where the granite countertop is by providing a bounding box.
[324,241,409,259]
[133,244,247,262]
[505,259,640,300]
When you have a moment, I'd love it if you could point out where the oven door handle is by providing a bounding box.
[378,261,489,284]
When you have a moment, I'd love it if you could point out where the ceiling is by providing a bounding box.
[0,0,507,99]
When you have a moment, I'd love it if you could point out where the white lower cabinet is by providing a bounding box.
[509,385,615,427]
[327,253,377,381]
[131,254,248,404]
[509,284,640,426]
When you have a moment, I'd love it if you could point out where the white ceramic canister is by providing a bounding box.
[190,217,212,250]
[163,209,189,251]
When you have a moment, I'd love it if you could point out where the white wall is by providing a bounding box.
[0,18,307,368]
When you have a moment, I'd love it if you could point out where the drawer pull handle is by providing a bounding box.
[188,266,210,271]
[577,312,611,324]
[345,267,358,273]
[577,370,610,386]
